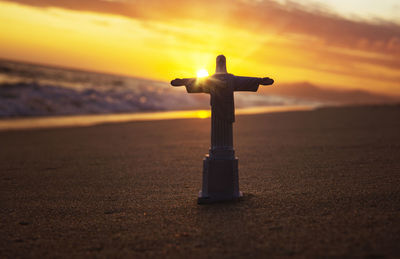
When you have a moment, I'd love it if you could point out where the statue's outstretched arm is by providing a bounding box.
[171,78,196,87]
[171,77,210,93]
[259,77,274,85]
[233,76,274,91]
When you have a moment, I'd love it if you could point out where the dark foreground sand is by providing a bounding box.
[1,105,400,258]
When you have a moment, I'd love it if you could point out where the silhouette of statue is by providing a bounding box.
[171,55,274,203]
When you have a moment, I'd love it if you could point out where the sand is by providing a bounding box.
[1,105,399,258]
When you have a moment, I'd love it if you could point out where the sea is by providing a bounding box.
[0,59,311,129]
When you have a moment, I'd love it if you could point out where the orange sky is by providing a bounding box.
[0,0,399,96]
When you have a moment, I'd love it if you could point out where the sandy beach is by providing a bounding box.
[1,105,400,257]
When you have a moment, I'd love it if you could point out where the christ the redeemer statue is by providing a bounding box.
[171,55,274,204]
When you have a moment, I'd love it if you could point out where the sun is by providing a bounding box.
[197,69,209,78]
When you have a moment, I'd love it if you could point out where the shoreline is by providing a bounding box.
[0,105,314,131]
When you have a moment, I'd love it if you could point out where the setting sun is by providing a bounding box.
[197,69,209,78]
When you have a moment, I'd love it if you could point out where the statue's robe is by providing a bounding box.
[184,73,262,159]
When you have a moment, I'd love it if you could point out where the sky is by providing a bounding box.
[0,0,399,96]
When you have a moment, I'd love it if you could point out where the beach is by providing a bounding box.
[1,105,400,257]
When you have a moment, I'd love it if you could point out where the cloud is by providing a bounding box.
[2,0,399,57]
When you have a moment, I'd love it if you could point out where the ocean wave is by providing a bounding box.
[0,81,293,117]
[0,81,199,117]
[0,60,326,118]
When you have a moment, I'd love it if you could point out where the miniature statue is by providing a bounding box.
[171,55,274,203]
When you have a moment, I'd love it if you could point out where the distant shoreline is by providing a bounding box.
[0,105,315,131]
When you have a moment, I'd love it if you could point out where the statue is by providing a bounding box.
[171,55,274,204]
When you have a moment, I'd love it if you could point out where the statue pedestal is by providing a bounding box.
[198,154,243,204]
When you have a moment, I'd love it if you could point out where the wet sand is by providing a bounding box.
[0,105,313,131]
[1,105,399,257]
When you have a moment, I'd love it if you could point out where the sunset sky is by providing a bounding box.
[0,0,399,96]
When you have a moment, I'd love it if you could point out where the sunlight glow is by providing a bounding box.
[197,69,209,78]
[196,110,211,119]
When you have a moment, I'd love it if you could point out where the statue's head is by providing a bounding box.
[215,55,227,74]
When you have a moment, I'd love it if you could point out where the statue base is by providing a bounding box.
[198,154,243,204]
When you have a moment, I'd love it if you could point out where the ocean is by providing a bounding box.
[0,59,298,118]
